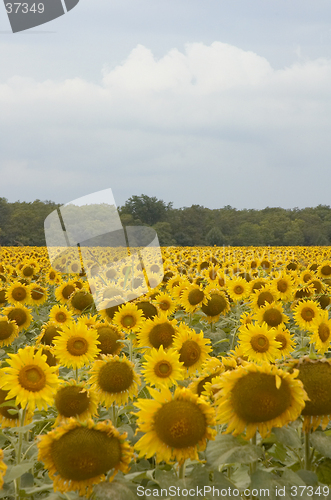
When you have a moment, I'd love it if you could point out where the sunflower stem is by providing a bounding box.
[178,460,186,479]
[14,407,27,500]
[75,367,79,383]
[304,430,311,470]
[111,402,117,427]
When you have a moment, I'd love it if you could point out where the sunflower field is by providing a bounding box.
[1,246,331,500]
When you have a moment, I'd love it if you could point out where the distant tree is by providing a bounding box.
[206,227,225,246]
[119,195,173,226]
[153,222,176,246]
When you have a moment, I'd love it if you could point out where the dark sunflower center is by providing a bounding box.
[41,325,62,346]
[7,308,27,326]
[231,372,292,423]
[179,340,201,367]
[121,315,135,328]
[277,280,288,293]
[250,335,269,353]
[31,287,44,301]
[97,326,121,355]
[67,337,89,356]
[71,291,94,311]
[149,323,176,349]
[298,363,331,416]
[263,308,283,327]
[51,427,122,481]
[234,285,244,295]
[55,386,90,418]
[62,284,76,299]
[12,287,26,301]
[257,292,274,308]
[188,289,204,306]
[201,294,227,317]
[318,324,330,343]
[0,321,15,340]
[321,265,331,276]
[55,312,67,323]
[98,361,133,393]
[18,364,46,392]
[154,361,172,378]
[275,334,287,350]
[23,266,34,277]
[154,400,207,448]
[159,301,170,311]
[301,307,315,322]
[137,301,158,319]
[197,371,221,396]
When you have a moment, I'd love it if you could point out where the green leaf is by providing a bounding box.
[20,472,34,488]
[6,409,18,415]
[206,434,263,466]
[4,462,34,482]
[316,459,331,485]
[0,400,17,408]
[310,431,331,459]
[272,426,301,449]
[295,470,318,486]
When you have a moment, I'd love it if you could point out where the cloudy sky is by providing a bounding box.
[0,0,331,210]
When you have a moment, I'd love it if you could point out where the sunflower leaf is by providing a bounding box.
[310,431,331,459]
[4,462,34,482]
[206,434,263,466]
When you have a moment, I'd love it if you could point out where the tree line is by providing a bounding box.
[1,195,331,247]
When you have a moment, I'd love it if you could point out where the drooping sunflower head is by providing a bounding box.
[89,354,140,407]
[200,289,230,323]
[70,290,94,314]
[52,320,100,370]
[173,325,212,376]
[214,362,308,440]
[95,324,124,356]
[37,418,133,497]
[134,386,216,464]
[37,322,63,346]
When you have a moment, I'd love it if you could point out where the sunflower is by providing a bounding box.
[200,289,230,323]
[141,346,185,389]
[29,284,48,306]
[181,284,209,313]
[89,354,140,406]
[37,418,133,497]
[49,305,73,326]
[55,280,77,304]
[36,322,63,346]
[138,314,178,350]
[6,281,31,306]
[53,320,100,369]
[214,362,308,440]
[318,261,331,279]
[188,357,223,397]
[54,380,99,425]
[46,268,60,284]
[0,346,59,411]
[271,272,294,301]
[95,323,124,356]
[113,303,144,333]
[255,302,288,329]
[226,277,250,303]
[0,316,19,346]
[173,324,212,376]
[3,304,32,332]
[134,386,216,464]
[250,286,277,310]
[293,300,321,331]
[237,322,281,364]
[0,388,34,428]
[274,326,296,359]
[70,290,94,314]
[0,450,7,489]
[309,310,331,354]
[153,292,177,316]
[135,300,158,320]
[289,357,331,431]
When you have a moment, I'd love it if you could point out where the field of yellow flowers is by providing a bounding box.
[0,245,331,500]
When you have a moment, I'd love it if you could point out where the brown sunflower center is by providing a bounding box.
[188,289,204,306]
[148,323,176,349]
[275,333,287,350]
[11,286,27,301]
[55,386,90,418]
[321,265,331,277]
[51,427,122,481]
[234,285,244,295]
[154,399,207,448]
[179,340,201,367]
[263,308,283,327]
[154,361,172,378]
[231,372,292,422]
[98,361,133,393]
[121,315,135,328]
[71,291,94,312]
[298,362,331,416]
[31,287,44,301]
[22,266,34,277]
[7,308,27,326]
[257,291,274,308]
[159,301,170,311]
[55,312,67,323]
[62,284,76,299]
[250,335,270,353]
[0,320,15,340]
[301,307,315,322]
[18,364,46,392]
[67,337,89,356]
[41,325,62,346]
[277,280,289,293]
[318,324,330,343]
[201,294,228,317]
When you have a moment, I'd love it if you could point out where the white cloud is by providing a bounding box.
[1,41,331,208]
